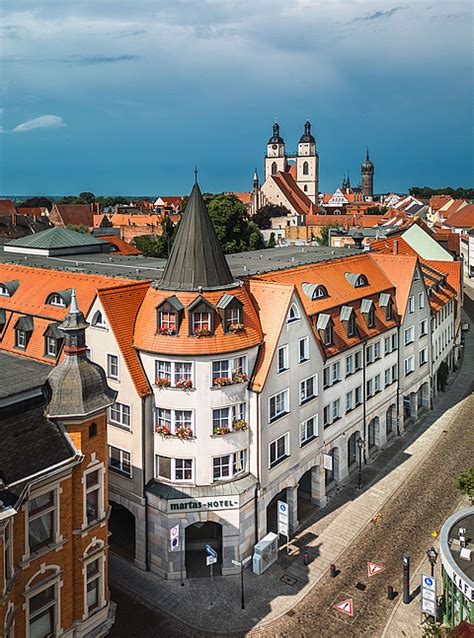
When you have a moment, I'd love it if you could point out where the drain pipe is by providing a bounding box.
[142,395,150,571]
[254,391,261,547]
[362,340,367,464]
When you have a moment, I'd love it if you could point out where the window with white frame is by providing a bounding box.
[374,341,381,360]
[419,347,428,366]
[348,313,357,337]
[192,311,211,333]
[108,446,131,477]
[332,398,340,420]
[355,385,362,406]
[374,374,381,393]
[298,337,309,363]
[85,556,103,616]
[155,360,193,387]
[391,333,398,350]
[107,354,119,380]
[85,468,103,526]
[323,366,330,388]
[384,368,391,387]
[367,306,375,328]
[15,329,27,349]
[418,292,425,309]
[91,310,107,328]
[345,354,353,376]
[277,345,289,373]
[47,293,66,307]
[384,336,391,355]
[300,375,317,405]
[300,415,318,446]
[287,304,300,323]
[269,389,289,422]
[212,403,246,433]
[332,361,340,383]
[355,350,362,370]
[45,336,58,358]
[404,355,415,376]
[408,296,415,313]
[324,322,333,346]
[3,520,13,586]
[156,456,193,482]
[323,404,331,427]
[404,326,415,346]
[367,378,373,397]
[158,309,176,333]
[366,344,374,364]
[28,582,58,638]
[345,390,353,412]
[212,355,247,384]
[419,319,428,337]
[155,408,193,436]
[28,491,56,553]
[0,285,9,296]
[385,301,393,321]
[213,449,247,481]
[269,433,289,468]
[109,402,131,429]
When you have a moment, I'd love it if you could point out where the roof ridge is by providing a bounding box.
[98,280,151,295]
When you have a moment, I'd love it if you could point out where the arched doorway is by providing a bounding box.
[109,502,136,562]
[347,432,359,472]
[185,522,222,578]
[368,418,379,450]
[266,489,288,537]
[386,404,396,435]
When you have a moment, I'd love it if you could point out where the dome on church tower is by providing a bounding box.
[299,120,315,144]
[268,122,284,144]
[361,149,374,173]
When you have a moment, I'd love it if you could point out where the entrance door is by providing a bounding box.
[185,522,222,578]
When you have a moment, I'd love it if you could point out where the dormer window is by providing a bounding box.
[46,289,72,308]
[0,309,5,333]
[317,313,333,346]
[0,285,9,297]
[287,303,301,323]
[91,310,107,329]
[361,299,375,328]
[302,283,328,300]
[379,293,393,321]
[0,280,19,297]
[44,322,63,358]
[340,306,357,337]
[156,296,184,336]
[14,315,34,349]
[216,294,244,333]
[345,272,368,288]
[188,296,214,337]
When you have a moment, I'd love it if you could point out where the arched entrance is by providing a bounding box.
[185,522,222,578]
[347,432,359,472]
[386,404,396,435]
[368,418,379,450]
[266,489,287,537]
[109,502,136,562]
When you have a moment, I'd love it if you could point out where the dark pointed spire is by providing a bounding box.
[45,290,116,418]
[160,182,235,292]
[366,147,370,161]
[299,118,315,143]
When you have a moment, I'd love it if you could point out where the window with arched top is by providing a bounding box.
[303,161,309,175]
[313,285,327,300]
[91,310,107,329]
[287,303,301,323]
[271,161,277,175]
[46,293,66,307]
[356,275,368,287]
[0,285,9,297]
[303,185,308,192]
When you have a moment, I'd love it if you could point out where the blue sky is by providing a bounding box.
[0,1,472,196]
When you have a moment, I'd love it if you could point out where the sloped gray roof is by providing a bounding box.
[6,227,107,250]
[160,183,235,291]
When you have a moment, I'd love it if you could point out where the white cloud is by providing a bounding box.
[11,114,65,133]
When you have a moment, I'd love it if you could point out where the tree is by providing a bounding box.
[17,196,53,211]
[409,186,474,200]
[78,191,96,204]
[318,225,338,247]
[207,194,250,253]
[267,232,276,248]
[365,206,388,215]
[66,224,89,234]
[132,217,181,258]
[254,204,290,229]
[132,235,162,258]
[456,466,474,503]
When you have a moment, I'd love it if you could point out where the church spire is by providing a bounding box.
[160,182,235,292]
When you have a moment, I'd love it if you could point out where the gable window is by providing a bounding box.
[298,337,309,363]
[0,285,9,296]
[158,310,176,335]
[317,313,333,346]
[16,329,26,348]
[91,310,106,329]
[108,446,131,477]
[109,402,131,429]
[226,305,242,331]
[300,415,318,446]
[213,450,247,481]
[367,306,375,328]
[287,303,300,323]
[217,295,244,333]
[324,322,333,345]
[28,491,56,553]
[341,305,356,337]
[408,296,415,314]
[277,345,289,373]
[14,315,33,349]
[418,292,425,309]
[269,433,290,468]
[300,374,317,405]
[302,283,328,300]
[156,456,194,482]
[348,313,356,337]
[385,302,392,321]
[107,354,119,380]
[192,311,211,334]
[346,273,368,288]
[269,389,289,423]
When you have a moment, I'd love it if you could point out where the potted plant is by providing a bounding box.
[194,327,212,337]
[232,371,249,384]
[233,419,248,431]
[175,426,193,440]
[158,327,176,336]
[228,323,244,333]
[155,424,171,438]
[214,426,231,436]
[212,376,232,387]
[176,378,193,390]
[155,377,171,389]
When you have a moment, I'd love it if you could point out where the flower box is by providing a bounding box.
[214,426,231,436]
[157,327,176,336]
[175,426,193,440]
[176,378,193,390]
[232,372,249,384]
[155,377,171,389]
[212,376,233,387]
[155,424,171,438]
[233,419,248,431]
[228,323,244,333]
[194,328,212,337]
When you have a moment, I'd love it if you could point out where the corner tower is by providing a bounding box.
[264,122,286,182]
[296,119,319,203]
[361,148,374,201]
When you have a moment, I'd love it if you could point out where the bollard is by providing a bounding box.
[303,552,309,566]
[330,563,337,578]
[403,551,410,604]
[387,585,394,600]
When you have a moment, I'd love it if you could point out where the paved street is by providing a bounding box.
[108,293,474,638]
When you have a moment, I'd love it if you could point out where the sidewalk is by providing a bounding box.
[110,313,474,635]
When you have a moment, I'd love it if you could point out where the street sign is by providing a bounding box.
[206,555,217,566]
[421,598,436,616]
[422,575,435,591]
[170,524,180,551]
[367,562,385,577]
[421,574,437,618]
[205,544,217,559]
[277,500,289,537]
[334,598,354,617]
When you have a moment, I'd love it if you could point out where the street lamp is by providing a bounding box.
[357,436,364,490]
[426,546,438,577]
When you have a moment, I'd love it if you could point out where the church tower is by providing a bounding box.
[361,149,374,201]
[296,120,319,204]
[264,122,286,182]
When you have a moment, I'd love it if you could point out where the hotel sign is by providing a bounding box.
[167,497,240,513]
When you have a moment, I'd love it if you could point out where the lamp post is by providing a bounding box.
[357,436,364,490]
[426,546,438,577]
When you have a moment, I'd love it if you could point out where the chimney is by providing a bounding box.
[393,239,398,255]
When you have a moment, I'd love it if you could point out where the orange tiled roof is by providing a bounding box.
[224,192,253,205]
[98,282,152,397]
[96,235,142,255]
[134,285,263,356]
[444,204,474,228]
[16,207,48,217]
[272,171,316,216]
[430,195,452,211]
[0,264,137,364]
[0,200,16,217]
[370,254,418,317]
[109,213,163,226]
[369,235,417,256]
[50,203,98,227]
[422,259,461,303]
